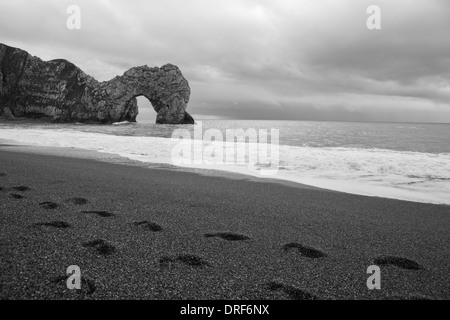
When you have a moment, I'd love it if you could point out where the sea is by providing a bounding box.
[1,119,449,205]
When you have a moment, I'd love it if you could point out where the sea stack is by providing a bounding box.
[0,43,194,124]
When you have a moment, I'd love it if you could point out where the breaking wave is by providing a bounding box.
[1,127,449,205]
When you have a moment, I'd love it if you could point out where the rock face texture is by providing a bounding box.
[0,43,194,124]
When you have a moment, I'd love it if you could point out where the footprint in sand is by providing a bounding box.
[159,254,211,268]
[33,221,71,229]
[81,210,115,218]
[265,281,318,300]
[39,202,59,210]
[374,256,422,270]
[52,275,96,295]
[282,243,327,259]
[10,193,24,199]
[65,197,89,205]
[13,186,31,192]
[204,232,250,241]
[82,239,116,256]
[133,221,163,232]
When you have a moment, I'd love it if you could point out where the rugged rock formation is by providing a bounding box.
[0,43,194,124]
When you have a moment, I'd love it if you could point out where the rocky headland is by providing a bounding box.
[0,43,194,124]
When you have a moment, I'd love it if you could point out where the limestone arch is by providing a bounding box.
[0,44,194,124]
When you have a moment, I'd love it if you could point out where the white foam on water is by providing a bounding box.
[1,127,449,205]
[112,121,136,125]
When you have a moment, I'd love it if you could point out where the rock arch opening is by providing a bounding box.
[135,96,157,124]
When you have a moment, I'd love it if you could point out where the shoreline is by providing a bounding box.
[0,139,335,192]
[1,139,448,207]
[0,146,449,299]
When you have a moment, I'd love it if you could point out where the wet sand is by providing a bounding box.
[0,148,449,300]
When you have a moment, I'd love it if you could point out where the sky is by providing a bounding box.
[1,0,450,123]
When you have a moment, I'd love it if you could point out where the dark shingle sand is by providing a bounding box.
[204,232,250,241]
[0,149,449,300]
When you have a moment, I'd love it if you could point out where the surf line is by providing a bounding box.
[180,304,214,317]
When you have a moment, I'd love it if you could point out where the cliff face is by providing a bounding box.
[0,43,194,124]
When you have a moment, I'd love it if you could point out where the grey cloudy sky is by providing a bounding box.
[1,0,450,122]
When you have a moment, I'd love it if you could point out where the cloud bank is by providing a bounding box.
[1,0,449,122]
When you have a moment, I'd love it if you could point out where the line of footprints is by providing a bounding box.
[1,173,425,299]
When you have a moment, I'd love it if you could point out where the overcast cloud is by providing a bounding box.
[1,0,449,122]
